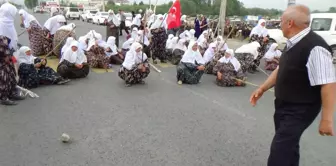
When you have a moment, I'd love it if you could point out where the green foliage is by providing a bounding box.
[24,0,38,9]
[69,3,76,7]
[105,0,282,17]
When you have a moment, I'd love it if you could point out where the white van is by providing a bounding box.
[310,13,336,59]
[65,7,80,20]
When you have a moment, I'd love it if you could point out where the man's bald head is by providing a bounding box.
[281,5,311,38]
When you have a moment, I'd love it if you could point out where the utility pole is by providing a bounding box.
[102,0,105,11]
[219,0,227,37]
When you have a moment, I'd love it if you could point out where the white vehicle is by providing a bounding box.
[65,7,80,20]
[92,12,109,25]
[116,13,133,28]
[310,13,336,58]
[33,6,44,13]
[81,10,98,22]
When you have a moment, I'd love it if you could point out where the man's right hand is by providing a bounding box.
[250,88,265,106]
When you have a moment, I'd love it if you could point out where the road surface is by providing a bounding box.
[0,13,335,166]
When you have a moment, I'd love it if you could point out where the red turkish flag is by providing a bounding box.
[166,0,181,30]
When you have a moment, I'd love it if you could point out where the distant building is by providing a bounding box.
[288,0,296,6]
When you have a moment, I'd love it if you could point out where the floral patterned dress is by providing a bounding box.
[86,45,110,69]
[150,27,168,62]
[176,62,204,84]
[28,21,45,56]
[118,61,150,84]
[53,29,76,58]
[214,62,246,87]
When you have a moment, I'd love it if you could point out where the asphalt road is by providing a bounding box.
[0,13,335,166]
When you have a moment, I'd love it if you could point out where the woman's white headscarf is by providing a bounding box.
[78,36,88,51]
[165,34,174,48]
[218,49,241,72]
[264,43,282,60]
[44,15,66,35]
[60,40,87,64]
[150,14,165,30]
[187,29,196,41]
[179,30,189,39]
[61,37,74,55]
[122,42,148,70]
[180,40,205,65]
[19,9,39,28]
[132,14,142,26]
[108,10,120,26]
[0,2,18,49]
[167,37,178,50]
[131,27,138,40]
[203,42,216,64]
[197,31,209,48]
[58,23,75,31]
[174,39,187,52]
[137,30,150,46]
[18,46,36,65]
[235,41,261,59]
[106,36,118,56]
[122,38,135,49]
[250,19,268,37]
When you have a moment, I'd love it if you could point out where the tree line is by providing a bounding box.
[106,0,282,17]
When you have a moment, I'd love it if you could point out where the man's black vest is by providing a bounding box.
[275,31,332,103]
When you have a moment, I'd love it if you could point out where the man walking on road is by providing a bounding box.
[119,10,130,37]
[250,5,336,166]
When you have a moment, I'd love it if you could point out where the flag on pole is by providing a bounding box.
[166,0,181,30]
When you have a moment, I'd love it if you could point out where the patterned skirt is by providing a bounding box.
[215,62,246,87]
[265,59,279,71]
[86,47,110,68]
[171,49,184,65]
[204,60,217,75]
[176,62,204,84]
[166,49,173,61]
[57,60,90,79]
[28,21,45,56]
[118,63,150,84]
[53,29,76,58]
[235,53,254,73]
[150,28,168,61]
[42,28,54,55]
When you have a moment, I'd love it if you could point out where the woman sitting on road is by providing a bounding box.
[57,41,90,79]
[234,41,261,74]
[121,38,135,57]
[171,38,187,65]
[53,23,76,58]
[119,42,150,87]
[43,15,67,55]
[264,43,282,71]
[86,31,110,69]
[60,37,74,59]
[17,46,70,89]
[176,40,205,85]
[105,36,124,65]
[203,43,217,74]
[214,49,246,87]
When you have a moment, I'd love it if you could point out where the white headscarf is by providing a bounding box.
[181,15,186,21]
[264,43,282,60]
[0,2,18,49]
[250,19,268,37]
[18,46,36,65]
[203,42,216,64]
[174,39,187,51]
[179,30,189,39]
[132,14,142,26]
[122,42,148,70]
[60,41,87,64]
[214,41,229,52]
[122,38,135,49]
[165,34,174,48]
[235,41,261,59]
[108,10,120,26]
[58,23,75,31]
[106,36,118,56]
[150,14,165,30]
[187,29,196,41]
[61,37,74,55]
[137,30,150,46]
[78,36,88,51]
[180,40,205,65]
[218,49,241,72]
[44,15,66,35]
[197,31,209,48]
[19,9,39,28]
[167,37,178,50]
[131,27,138,39]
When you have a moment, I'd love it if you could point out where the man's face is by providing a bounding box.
[280,15,291,38]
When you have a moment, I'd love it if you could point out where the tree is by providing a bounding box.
[329,7,336,13]
[24,0,38,9]
[133,2,137,6]
[139,1,144,5]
